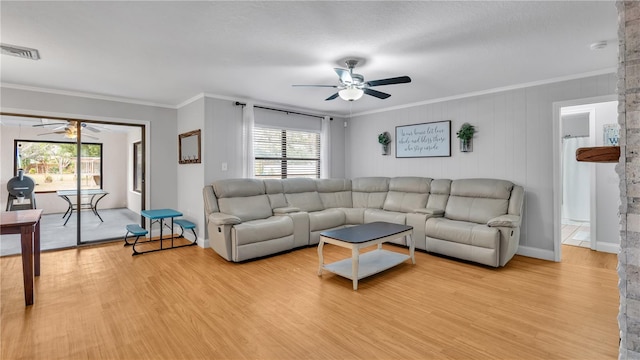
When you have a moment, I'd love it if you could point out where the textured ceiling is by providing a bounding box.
[0,1,618,116]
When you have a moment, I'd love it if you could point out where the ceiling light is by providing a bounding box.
[338,87,364,101]
[65,127,77,139]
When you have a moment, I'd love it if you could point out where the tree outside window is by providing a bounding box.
[15,140,102,192]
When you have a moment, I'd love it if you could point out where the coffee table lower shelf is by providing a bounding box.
[322,249,410,281]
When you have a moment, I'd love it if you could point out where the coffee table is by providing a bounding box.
[317,221,414,290]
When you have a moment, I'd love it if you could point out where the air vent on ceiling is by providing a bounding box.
[1,44,40,60]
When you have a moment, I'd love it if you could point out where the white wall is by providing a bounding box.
[0,123,129,214]
[200,97,347,183]
[176,97,205,244]
[346,73,616,258]
[1,87,178,211]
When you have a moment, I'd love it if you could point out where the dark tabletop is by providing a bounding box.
[320,221,413,243]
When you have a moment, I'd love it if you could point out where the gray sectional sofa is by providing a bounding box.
[202,177,524,267]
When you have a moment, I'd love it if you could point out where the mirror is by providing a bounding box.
[178,129,201,164]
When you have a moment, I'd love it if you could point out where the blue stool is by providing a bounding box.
[173,219,197,239]
[124,224,148,246]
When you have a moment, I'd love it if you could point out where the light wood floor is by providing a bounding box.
[1,242,618,359]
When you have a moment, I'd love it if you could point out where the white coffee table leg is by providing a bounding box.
[408,234,416,264]
[351,247,359,290]
[317,239,325,275]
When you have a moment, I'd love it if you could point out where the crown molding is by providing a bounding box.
[0,83,177,109]
[349,68,617,118]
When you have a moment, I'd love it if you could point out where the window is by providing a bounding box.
[14,140,103,193]
[253,127,320,179]
[133,141,142,193]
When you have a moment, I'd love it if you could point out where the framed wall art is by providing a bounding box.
[395,120,451,158]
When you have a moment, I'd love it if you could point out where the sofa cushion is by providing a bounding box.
[309,209,346,232]
[264,179,288,209]
[285,192,324,212]
[282,178,325,212]
[212,179,273,222]
[218,195,273,222]
[352,177,389,208]
[317,179,353,208]
[445,179,513,224]
[445,197,509,224]
[450,179,513,199]
[426,217,499,249]
[233,216,294,246]
[213,178,265,198]
[364,209,406,224]
[389,176,431,193]
[382,177,430,213]
[426,179,451,210]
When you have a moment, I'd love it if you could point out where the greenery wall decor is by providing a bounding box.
[378,132,391,155]
[456,123,475,152]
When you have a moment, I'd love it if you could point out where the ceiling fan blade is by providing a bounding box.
[32,122,68,128]
[292,84,338,88]
[366,76,412,87]
[80,133,99,140]
[364,88,391,99]
[37,131,66,136]
[325,93,339,101]
[81,123,101,133]
[334,68,353,84]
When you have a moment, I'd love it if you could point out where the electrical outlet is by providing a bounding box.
[222,162,228,171]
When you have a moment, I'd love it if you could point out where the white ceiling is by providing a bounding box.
[0,1,618,117]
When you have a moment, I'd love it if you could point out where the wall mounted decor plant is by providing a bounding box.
[378,132,391,155]
[456,123,475,152]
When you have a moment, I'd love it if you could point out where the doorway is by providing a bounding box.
[0,114,147,255]
[553,96,620,261]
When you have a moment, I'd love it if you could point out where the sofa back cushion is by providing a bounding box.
[282,178,324,212]
[352,177,389,209]
[383,177,431,212]
[316,179,353,208]
[427,179,451,210]
[263,179,288,209]
[445,179,513,224]
[212,179,273,222]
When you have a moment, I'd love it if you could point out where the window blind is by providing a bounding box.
[253,127,320,179]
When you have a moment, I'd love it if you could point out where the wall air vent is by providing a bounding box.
[1,44,40,60]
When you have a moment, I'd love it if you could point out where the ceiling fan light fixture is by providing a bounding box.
[65,127,77,139]
[338,87,364,101]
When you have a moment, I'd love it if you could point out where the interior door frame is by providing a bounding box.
[551,94,617,262]
[2,111,148,245]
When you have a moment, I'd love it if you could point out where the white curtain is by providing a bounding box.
[320,116,331,179]
[242,103,255,178]
[562,136,591,222]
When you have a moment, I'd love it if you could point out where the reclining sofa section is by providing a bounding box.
[203,177,524,267]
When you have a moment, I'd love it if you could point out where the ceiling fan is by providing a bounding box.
[33,120,101,140]
[292,59,411,101]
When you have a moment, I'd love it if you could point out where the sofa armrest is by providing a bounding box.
[208,212,241,225]
[487,214,521,228]
[273,206,301,214]
[414,208,444,216]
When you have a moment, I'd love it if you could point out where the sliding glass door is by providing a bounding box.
[2,114,145,254]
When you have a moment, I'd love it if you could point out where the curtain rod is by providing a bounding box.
[234,102,332,120]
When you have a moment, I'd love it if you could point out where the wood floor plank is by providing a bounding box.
[1,242,618,359]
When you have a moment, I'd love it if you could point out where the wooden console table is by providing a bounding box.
[1,209,43,305]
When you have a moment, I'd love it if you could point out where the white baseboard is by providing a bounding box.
[199,238,210,248]
[596,242,620,254]
[517,246,556,262]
